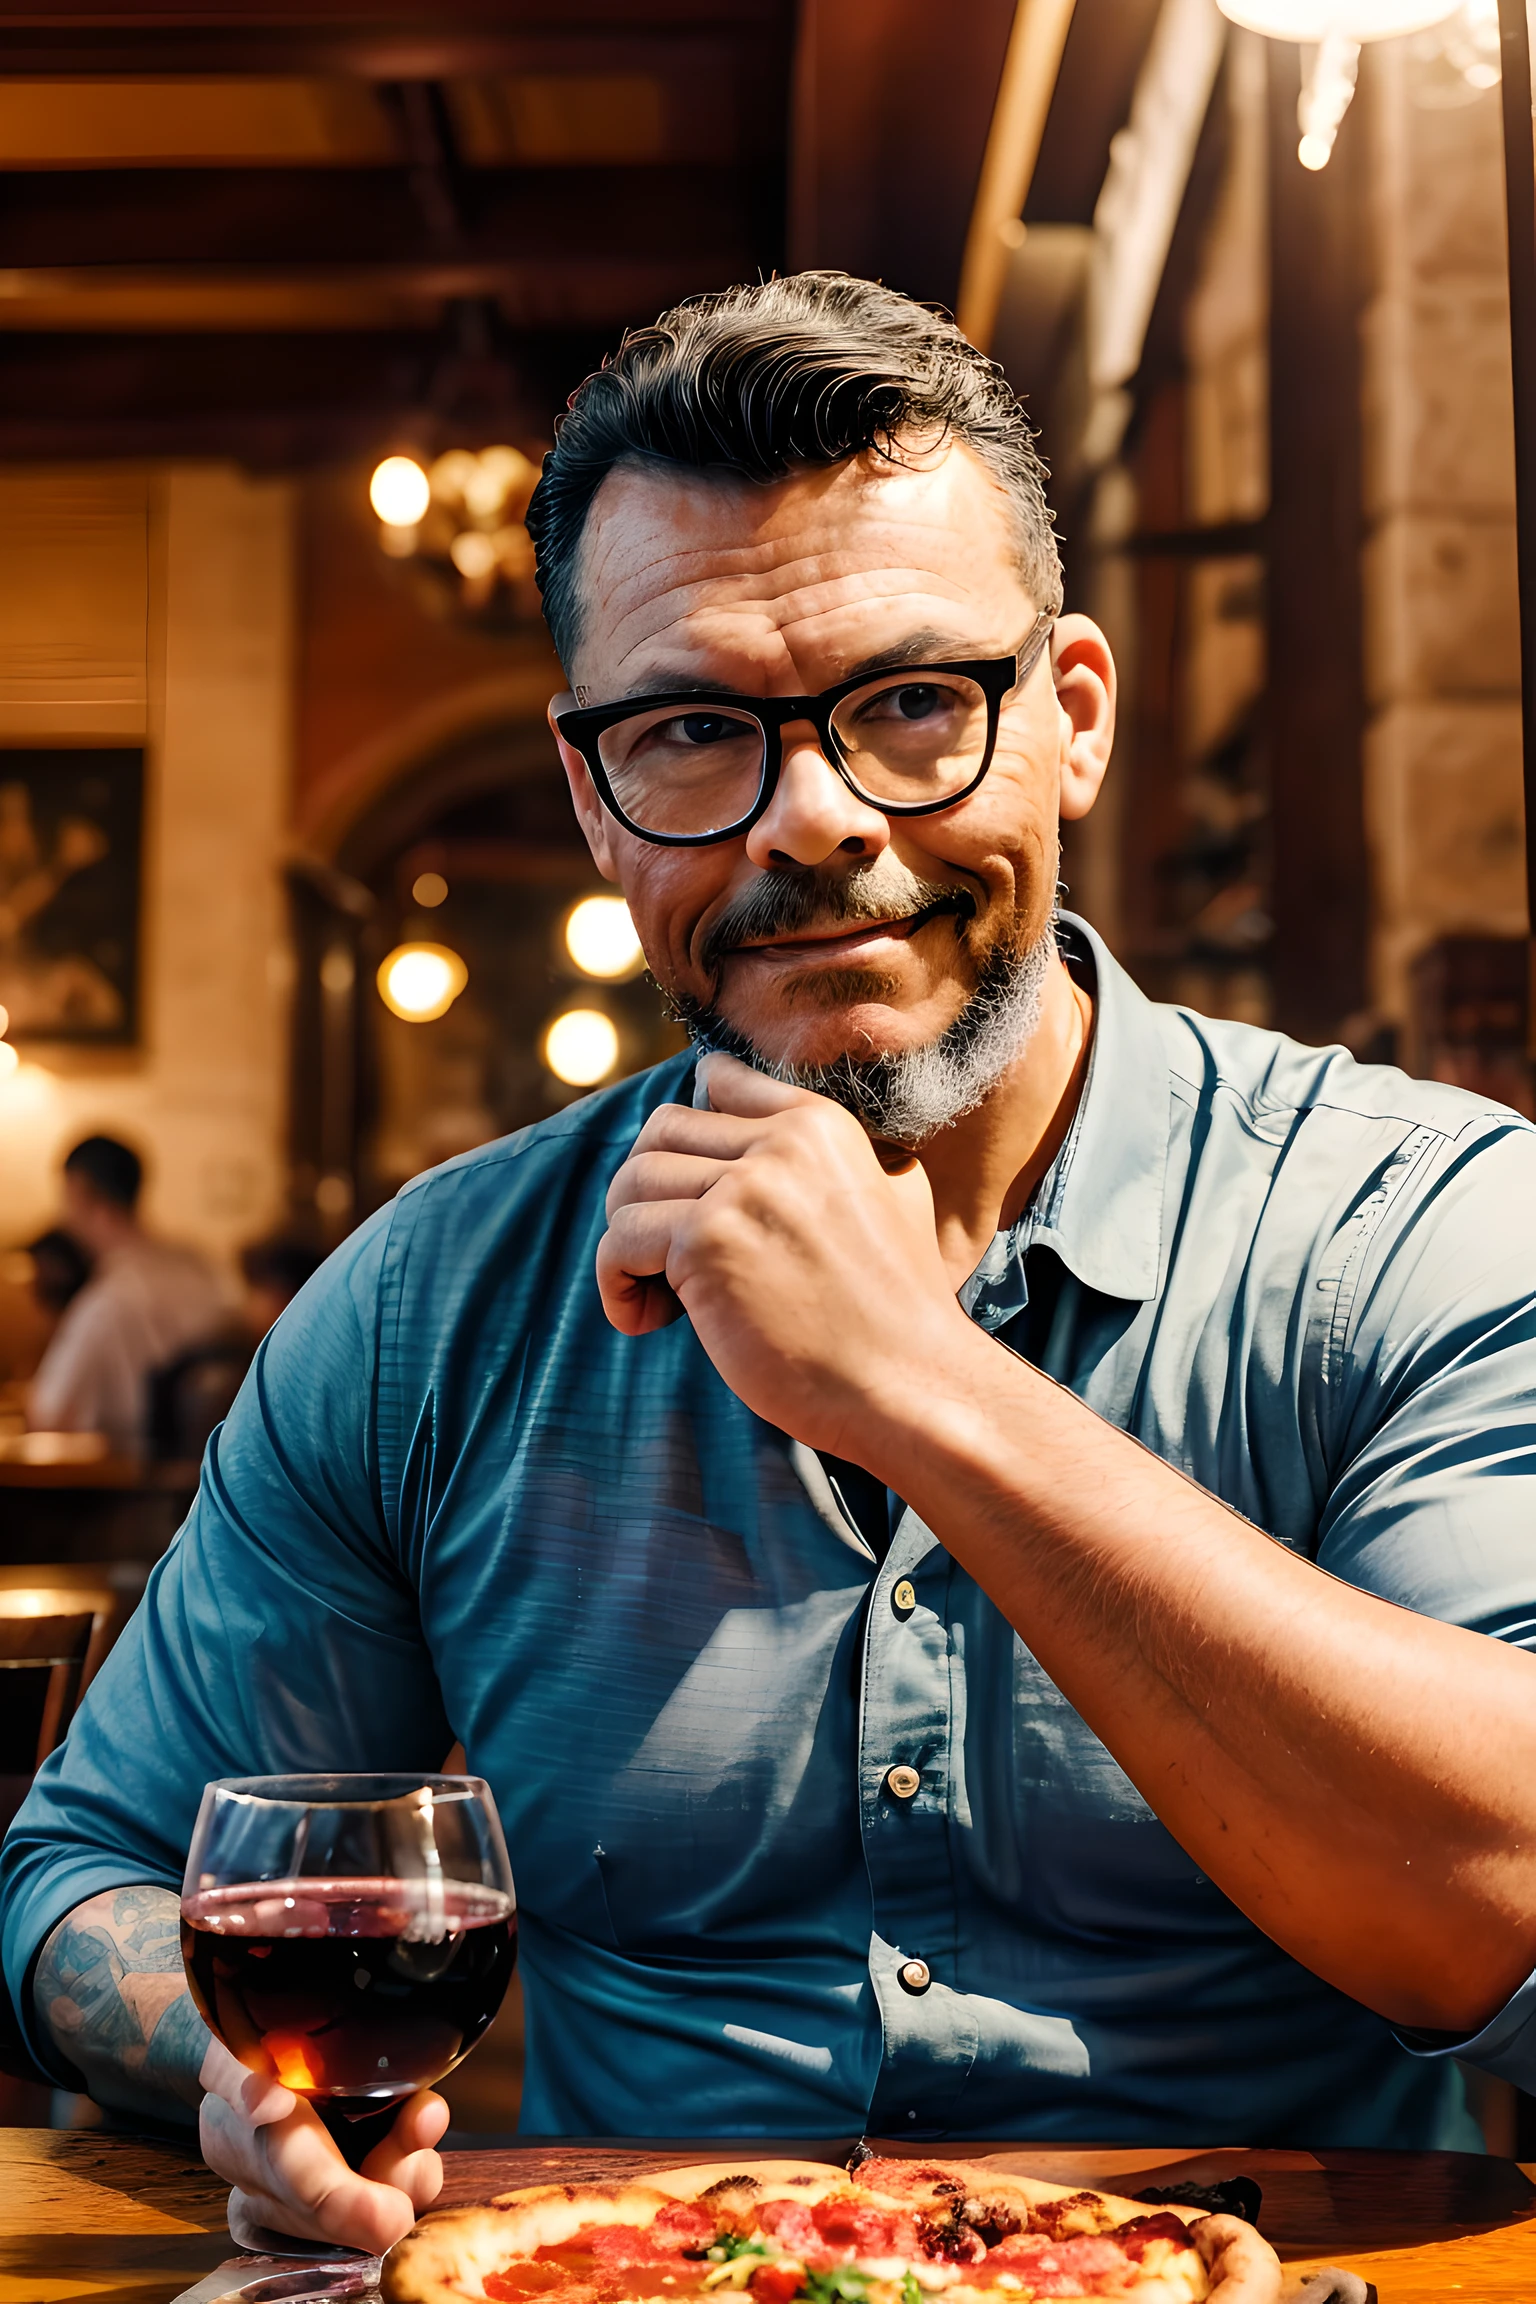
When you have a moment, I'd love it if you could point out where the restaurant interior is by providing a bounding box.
[0,0,1530,2235]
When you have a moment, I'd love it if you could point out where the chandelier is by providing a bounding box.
[1215,0,1492,169]
[369,444,547,627]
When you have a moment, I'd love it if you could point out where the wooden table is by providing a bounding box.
[1,2132,1534,2303]
[0,1457,195,1567]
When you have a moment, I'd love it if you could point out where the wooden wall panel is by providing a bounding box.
[0,471,147,740]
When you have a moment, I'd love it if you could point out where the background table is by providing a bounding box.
[1,2132,1534,2303]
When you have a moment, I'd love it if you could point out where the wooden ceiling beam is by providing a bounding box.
[0,323,610,460]
[0,253,750,332]
[0,7,784,79]
[0,163,757,270]
[789,0,1017,305]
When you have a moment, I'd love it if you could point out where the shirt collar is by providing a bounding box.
[961,913,1170,1323]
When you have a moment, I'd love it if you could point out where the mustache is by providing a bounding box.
[699,858,977,977]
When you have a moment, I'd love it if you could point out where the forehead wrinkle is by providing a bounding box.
[575,451,1033,686]
[602,562,995,681]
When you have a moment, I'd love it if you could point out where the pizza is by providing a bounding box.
[382,2156,1281,2304]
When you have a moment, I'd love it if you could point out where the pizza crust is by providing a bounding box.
[384,2182,684,2304]
[382,2157,1282,2304]
[1189,2214,1282,2304]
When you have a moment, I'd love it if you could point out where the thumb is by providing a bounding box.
[201,2035,296,2128]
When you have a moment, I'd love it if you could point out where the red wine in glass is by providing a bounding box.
[181,1874,516,2114]
[181,1775,516,2162]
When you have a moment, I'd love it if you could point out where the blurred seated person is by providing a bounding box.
[144,1235,321,1465]
[26,1228,92,1331]
[28,1135,227,1456]
[239,1233,323,1340]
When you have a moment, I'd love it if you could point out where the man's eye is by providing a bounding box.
[861,684,952,724]
[672,714,744,746]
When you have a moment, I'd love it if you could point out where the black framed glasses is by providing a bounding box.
[553,611,1056,847]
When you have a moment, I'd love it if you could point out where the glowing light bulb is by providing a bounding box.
[369,456,430,527]
[564,896,644,980]
[543,1008,620,1086]
[1298,132,1332,168]
[1217,0,1454,32]
[376,941,468,1023]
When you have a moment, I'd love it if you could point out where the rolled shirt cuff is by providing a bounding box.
[1394,1964,1536,2089]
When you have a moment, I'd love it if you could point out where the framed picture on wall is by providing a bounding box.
[0,748,143,1045]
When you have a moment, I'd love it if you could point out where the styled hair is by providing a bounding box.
[64,1133,142,1210]
[526,270,1063,668]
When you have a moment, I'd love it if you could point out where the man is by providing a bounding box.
[6,273,1536,2254]
[28,1135,228,1455]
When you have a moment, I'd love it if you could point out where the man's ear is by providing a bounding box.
[549,695,622,883]
[1050,615,1116,823]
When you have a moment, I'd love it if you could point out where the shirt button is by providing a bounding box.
[898,1958,931,1994]
[892,1579,917,1615]
[884,1764,921,1801]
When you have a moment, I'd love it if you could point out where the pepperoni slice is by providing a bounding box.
[810,2200,918,2259]
[651,2202,724,2252]
[755,2202,818,2257]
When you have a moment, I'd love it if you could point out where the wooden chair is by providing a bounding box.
[0,1568,129,1816]
[0,1566,131,2092]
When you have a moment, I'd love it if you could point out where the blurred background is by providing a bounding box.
[0,0,1523,2141]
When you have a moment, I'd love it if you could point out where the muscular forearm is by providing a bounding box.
[34,1885,212,2122]
[870,1330,1536,2033]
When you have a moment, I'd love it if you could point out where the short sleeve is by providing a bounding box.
[0,1205,453,2081]
[1316,1118,1536,1643]
[1313,1117,1536,2084]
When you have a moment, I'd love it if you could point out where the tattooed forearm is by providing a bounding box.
[33,1885,211,2120]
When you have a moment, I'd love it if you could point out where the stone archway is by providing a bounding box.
[286,702,676,1236]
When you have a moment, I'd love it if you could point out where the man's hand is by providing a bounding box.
[598,1052,975,1459]
[199,2036,447,2253]
[33,1890,445,2257]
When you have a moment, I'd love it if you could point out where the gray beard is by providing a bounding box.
[672,862,1057,1147]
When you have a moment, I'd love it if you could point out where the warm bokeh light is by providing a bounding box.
[1297,133,1330,170]
[0,1004,8,1036]
[564,895,644,980]
[0,1042,18,1079]
[449,529,498,579]
[1217,0,1452,30]
[376,941,468,1022]
[369,455,430,527]
[412,870,449,908]
[543,1008,620,1086]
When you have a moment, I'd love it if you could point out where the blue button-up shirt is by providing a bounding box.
[8,919,1536,2147]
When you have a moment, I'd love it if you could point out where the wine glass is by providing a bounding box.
[181,1773,516,2163]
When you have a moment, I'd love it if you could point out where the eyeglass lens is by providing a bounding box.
[596,670,993,838]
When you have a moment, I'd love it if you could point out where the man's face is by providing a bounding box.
[551,441,1108,1076]
[61,1173,120,1255]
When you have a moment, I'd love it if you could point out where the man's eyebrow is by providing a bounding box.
[614,666,759,702]
[610,630,985,706]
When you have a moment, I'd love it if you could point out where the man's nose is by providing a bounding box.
[743,725,891,870]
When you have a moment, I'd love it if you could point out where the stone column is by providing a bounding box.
[1361,42,1522,1046]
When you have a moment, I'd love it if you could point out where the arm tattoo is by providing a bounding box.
[33,1885,211,2120]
